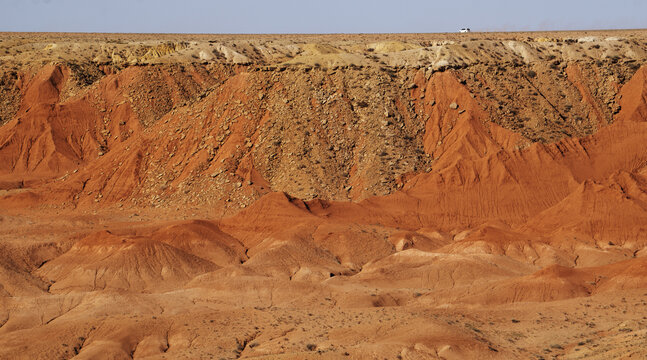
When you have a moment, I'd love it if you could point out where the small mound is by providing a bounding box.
[138,41,188,62]
[152,220,247,266]
[0,243,57,296]
[593,257,647,293]
[352,250,533,290]
[458,264,593,305]
[523,175,647,250]
[440,225,570,267]
[311,222,395,268]
[388,229,448,252]
[37,231,217,292]
[301,43,341,55]
[456,258,647,305]
[368,41,419,53]
[219,192,321,248]
[243,224,346,278]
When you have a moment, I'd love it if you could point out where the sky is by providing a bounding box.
[1,0,646,34]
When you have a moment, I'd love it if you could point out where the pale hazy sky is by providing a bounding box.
[1,0,646,34]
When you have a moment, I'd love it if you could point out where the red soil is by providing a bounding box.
[1,34,647,358]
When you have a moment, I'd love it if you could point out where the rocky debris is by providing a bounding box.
[0,70,21,125]
[1,32,646,211]
[2,31,647,70]
[457,60,636,142]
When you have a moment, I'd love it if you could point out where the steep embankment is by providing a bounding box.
[0,63,227,189]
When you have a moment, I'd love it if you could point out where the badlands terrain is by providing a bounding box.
[0,30,647,359]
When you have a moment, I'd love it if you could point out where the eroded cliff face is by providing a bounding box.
[0,33,644,210]
[1,32,647,359]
